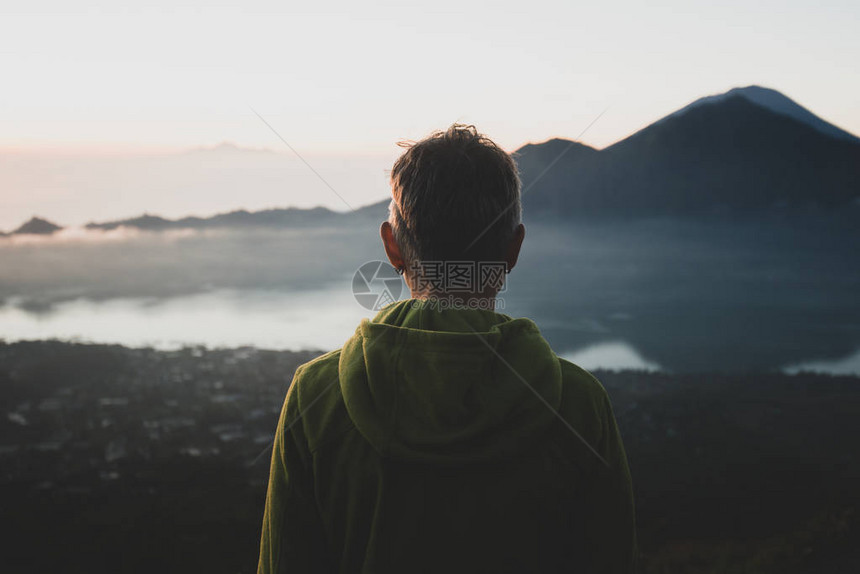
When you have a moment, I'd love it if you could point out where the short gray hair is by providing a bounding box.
[389,124,521,269]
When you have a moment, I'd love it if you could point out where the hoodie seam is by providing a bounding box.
[385,329,409,457]
[366,320,534,335]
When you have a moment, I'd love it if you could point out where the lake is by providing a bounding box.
[1,217,858,375]
[1,284,857,375]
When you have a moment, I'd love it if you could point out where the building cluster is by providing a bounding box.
[0,342,322,492]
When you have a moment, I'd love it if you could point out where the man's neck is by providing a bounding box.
[409,290,499,311]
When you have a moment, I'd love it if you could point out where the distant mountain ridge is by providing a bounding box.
[0,204,387,237]
[84,206,349,232]
[3,85,857,234]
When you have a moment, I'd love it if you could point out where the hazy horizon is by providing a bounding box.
[5,80,859,231]
[0,144,399,230]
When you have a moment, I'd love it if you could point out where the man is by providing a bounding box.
[258,125,637,573]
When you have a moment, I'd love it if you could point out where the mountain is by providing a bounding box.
[519,87,860,217]
[11,217,64,235]
[352,199,389,220]
[513,139,600,215]
[667,85,859,143]
[515,139,599,195]
[83,205,377,232]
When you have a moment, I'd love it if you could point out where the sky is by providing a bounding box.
[1,0,858,227]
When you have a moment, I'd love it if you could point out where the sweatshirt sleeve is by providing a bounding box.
[257,369,331,574]
[585,389,639,574]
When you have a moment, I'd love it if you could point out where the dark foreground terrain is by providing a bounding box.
[1,341,857,573]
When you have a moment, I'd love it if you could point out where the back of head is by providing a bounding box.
[389,124,521,267]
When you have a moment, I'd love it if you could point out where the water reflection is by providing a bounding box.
[2,290,859,375]
[0,288,372,351]
[560,341,662,372]
[784,349,860,376]
[2,286,859,376]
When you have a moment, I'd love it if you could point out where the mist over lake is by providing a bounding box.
[2,214,857,375]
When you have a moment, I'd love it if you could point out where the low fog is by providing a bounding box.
[0,223,382,310]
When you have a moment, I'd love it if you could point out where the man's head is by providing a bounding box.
[381,124,525,298]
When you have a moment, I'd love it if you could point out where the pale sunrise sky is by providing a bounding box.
[1,0,858,228]
[2,0,858,153]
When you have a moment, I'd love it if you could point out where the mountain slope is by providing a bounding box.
[515,139,598,189]
[520,92,860,217]
[669,85,859,143]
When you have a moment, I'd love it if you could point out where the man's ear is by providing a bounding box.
[505,223,525,273]
[380,221,406,271]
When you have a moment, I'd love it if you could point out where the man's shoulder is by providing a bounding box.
[286,349,354,453]
[293,348,342,388]
[557,356,611,406]
[550,356,613,456]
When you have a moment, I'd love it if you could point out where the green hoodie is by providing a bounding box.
[258,299,637,574]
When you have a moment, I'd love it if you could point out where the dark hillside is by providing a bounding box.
[1,341,857,573]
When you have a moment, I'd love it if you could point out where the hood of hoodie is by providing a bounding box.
[338,298,563,463]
